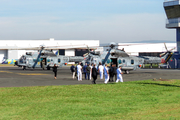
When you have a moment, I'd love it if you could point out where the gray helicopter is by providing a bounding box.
[138,43,175,68]
[81,43,145,74]
[81,43,174,73]
[14,46,84,70]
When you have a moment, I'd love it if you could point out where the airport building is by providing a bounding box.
[0,38,100,62]
[0,38,177,66]
[118,43,176,56]
[163,0,180,68]
[164,0,180,53]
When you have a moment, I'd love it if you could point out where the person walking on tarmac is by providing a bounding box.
[104,64,109,84]
[86,64,91,80]
[53,64,58,79]
[77,62,82,81]
[116,66,123,83]
[83,63,87,79]
[92,64,98,84]
[70,64,75,79]
[112,64,117,82]
[109,64,114,82]
[41,59,45,70]
[90,63,94,80]
[98,62,104,79]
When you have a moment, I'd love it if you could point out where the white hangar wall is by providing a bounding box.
[0,38,99,62]
[0,50,7,61]
[118,43,177,56]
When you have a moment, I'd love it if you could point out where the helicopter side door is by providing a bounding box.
[111,58,117,67]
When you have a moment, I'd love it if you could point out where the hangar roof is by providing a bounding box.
[0,38,99,50]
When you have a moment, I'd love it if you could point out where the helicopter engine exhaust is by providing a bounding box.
[68,56,84,62]
[110,50,129,57]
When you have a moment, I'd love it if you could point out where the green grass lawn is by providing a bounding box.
[1,80,180,120]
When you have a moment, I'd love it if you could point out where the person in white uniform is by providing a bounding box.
[90,63,93,80]
[116,66,123,83]
[77,62,82,81]
[98,62,104,79]
[104,64,109,84]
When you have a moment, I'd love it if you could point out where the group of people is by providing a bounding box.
[70,62,123,84]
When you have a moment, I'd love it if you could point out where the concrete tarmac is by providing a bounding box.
[0,66,180,87]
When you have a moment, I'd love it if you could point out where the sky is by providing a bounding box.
[0,0,176,43]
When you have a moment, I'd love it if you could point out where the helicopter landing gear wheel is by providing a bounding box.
[125,70,129,74]
[47,65,50,70]
[23,66,26,70]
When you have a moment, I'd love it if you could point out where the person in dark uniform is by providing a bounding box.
[92,64,98,84]
[112,64,117,81]
[109,64,114,82]
[53,64,58,79]
[41,59,45,70]
[83,63,87,79]
[75,64,78,79]
[86,64,91,80]
[70,64,75,79]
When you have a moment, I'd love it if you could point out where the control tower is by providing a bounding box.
[164,0,180,53]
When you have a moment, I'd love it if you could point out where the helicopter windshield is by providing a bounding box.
[19,56,26,64]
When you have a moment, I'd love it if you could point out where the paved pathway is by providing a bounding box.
[0,66,180,87]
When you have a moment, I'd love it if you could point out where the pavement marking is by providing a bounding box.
[0,71,13,73]
[0,71,49,76]
[17,73,49,75]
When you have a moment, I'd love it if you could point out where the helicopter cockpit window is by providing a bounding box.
[131,59,134,64]
[51,59,53,61]
[118,59,122,64]
[58,59,61,63]
[102,59,104,63]
[107,59,111,64]
[37,58,40,62]
[123,59,125,63]
[33,58,40,62]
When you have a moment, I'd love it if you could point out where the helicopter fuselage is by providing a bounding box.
[15,51,84,70]
[81,49,144,72]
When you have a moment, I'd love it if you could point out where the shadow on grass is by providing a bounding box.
[137,82,180,88]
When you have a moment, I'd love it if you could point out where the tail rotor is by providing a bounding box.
[160,43,176,57]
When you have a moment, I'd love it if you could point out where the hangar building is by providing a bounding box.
[0,38,100,62]
[0,38,177,65]
[118,43,176,56]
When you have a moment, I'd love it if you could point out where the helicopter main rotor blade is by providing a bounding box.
[32,47,44,68]
[169,47,176,51]
[102,48,112,65]
[164,43,168,51]
[0,44,98,50]
[160,52,166,57]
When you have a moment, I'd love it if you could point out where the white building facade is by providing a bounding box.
[0,38,99,62]
[118,43,177,56]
